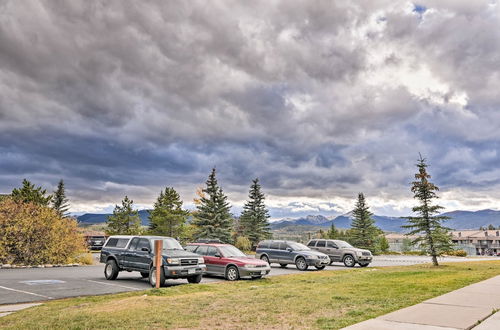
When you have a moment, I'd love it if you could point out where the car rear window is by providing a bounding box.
[105,238,130,248]
[316,240,326,247]
[184,245,198,252]
[258,241,269,249]
[196,245,209,256]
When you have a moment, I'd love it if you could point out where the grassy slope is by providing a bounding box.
[2,261,500,329]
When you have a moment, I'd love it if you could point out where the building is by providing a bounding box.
[452,230,500,256]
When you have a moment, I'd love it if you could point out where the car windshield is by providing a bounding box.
[160,238,184,250]
[335,240,353,248]
[218,245,246,257]
[288,242,310,251]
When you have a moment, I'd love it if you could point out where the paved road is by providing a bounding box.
[0,256,497,305]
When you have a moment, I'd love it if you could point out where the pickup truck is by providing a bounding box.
[100,235,206,287]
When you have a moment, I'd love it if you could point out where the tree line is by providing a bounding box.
[105,168,272,250]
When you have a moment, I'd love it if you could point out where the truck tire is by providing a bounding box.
[260,255,270,265]
[315,265,326,270]
[279,263,287,268]
[359,263,369,267]
[149,266,165,288]
[295,257,308,271]
[343,255,355,267]
[187,274,202,284]
[104,259,119,280]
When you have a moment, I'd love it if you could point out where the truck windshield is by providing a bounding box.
[288,242,310,251]
[160,238,184,250]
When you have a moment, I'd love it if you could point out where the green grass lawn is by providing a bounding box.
[2,261,500,329]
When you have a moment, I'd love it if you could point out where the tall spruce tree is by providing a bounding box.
[239,178,271,247]
[148,187,189,238]
[403,155,452,266]
[192,168,233,243]
[52,179,70,217]
[106,196,142,235]
[11,179,52,206]
[327,223,339,239]
[350,193,380,252]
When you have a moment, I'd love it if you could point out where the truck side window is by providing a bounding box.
[316,241,326,248]
[270,242,280,250]
[207,246,218,256]
[307,240,317,247]
[136,239,150,251]
[327,241,337,248]
[128,238,139,250]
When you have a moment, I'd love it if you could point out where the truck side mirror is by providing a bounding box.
[286,247,292,252]
[141,247,150,252]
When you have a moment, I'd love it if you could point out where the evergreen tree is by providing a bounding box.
[106,196,142,235]
[403,155,453,266]
[239,178,271,246]
[11,179,52,206]
[192,168,233,243]
[52,179,70,217]
[487,224,495,230]
[378,235,390,253]
[350,193,380,252]
[148,187,189,238]
[327,223,339,239]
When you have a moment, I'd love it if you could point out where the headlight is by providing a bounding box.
[197,257,204,264]
[244,264,258,268]
[307,255,318,259]
[166,258,180,265]
[356,251,363,256]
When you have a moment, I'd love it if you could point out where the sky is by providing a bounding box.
[1,1,500,219]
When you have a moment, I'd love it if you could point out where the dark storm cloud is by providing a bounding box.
[1,0,500,215]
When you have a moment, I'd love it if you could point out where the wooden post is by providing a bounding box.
[154,240,163,289]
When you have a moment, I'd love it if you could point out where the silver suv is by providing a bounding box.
[306,239,372,267]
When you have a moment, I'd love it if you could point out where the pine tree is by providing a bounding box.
[239,178,271,247]
[350,193,380,252]
[403,155,453,266]
[192,168,233,243]
[327,223,339,239]
[11,179,52,206]
[52,179,70,217]
[148,187,189,238]
[378,235,390,253]
[106,196,142,235]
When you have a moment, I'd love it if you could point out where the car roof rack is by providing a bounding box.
[195,238,223,243]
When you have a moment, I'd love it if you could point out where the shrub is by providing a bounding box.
[235,236,252,252]
[0,198,86,265]
[446,250,467,257]
[72,253,94,265]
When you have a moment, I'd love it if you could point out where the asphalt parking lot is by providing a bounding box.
[0,255,497,305]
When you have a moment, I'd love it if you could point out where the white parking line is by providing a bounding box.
[0,285,53,299]
[86,280,142,291]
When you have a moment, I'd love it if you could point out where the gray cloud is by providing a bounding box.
[1,1,500,217]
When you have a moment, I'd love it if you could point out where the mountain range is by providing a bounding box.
[76,209,500,232]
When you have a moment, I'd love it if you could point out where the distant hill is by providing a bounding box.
[78,210,151,226]
[270,209,500,232]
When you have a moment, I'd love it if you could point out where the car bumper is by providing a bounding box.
[238,265,271,277]
[356,256,372,262]
[306,258,330,266]
[163,264,207,278]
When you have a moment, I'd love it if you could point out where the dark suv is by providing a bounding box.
[255,240,330,270]
[307,239,372,267]
[100,235,206,287]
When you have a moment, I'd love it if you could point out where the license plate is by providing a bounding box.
[188,269,195,274]
[261,270,266,275]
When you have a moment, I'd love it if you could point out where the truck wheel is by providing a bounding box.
[140,272,149,278]
[343,255,355,267]
[315,265,326,270]
[359,263,369,267]
[295,257,308,271]
[260,255,270,265]
[104,259,119,280]
[279,263,287,268]
[225,266,239,281]
[149,267,165,288]
[187,274,202,283]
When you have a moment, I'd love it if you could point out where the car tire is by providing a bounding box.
[104,259,119,280]
[279,263,287,268]
[329,260,334,265]
[295,257,308,271]
[140,272,149,278]
[187,274,202,283]
[225,266,239,281]
[149,266,165,288]
[260,255,270,265]
[315,265,326,270]
[343,255,355,267]
[359,263,369,267]
[252,276,263,279]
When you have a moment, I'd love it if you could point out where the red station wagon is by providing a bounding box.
[185,243,271,281]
